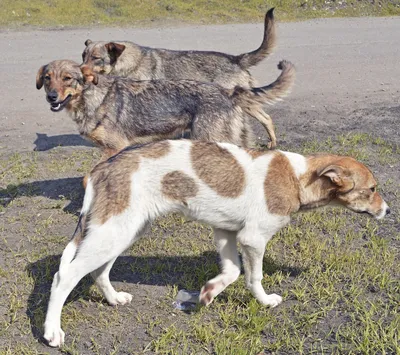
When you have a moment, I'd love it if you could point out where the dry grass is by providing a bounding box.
[1,0,399,29]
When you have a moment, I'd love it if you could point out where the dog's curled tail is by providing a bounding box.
[236,8,277,69]
[232,60,296,107]
[58,180,94,273]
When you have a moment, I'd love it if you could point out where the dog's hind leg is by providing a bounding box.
[44,219,147,347]
[254,110,277,149]
[91,257,132,306]
[237,228,282,307]
[199,228,241,306]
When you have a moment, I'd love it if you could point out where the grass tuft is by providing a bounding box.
[1,0,399,29]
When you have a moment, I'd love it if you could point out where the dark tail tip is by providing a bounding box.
[266,8,275,20]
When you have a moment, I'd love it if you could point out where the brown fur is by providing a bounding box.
[246,148,271,159]
[264,152,300,215]
[191,142,245,198]
[298,154,385,217]
[88,125,130,153]
[36,60,296,164]
[89,142,173,223]
[161,171,198,204]
[140,140,171,159]
[90,153,139,224]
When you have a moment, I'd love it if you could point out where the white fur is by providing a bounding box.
[43,140,388,347]
[377,201,389,220]
[80,178,94,214]
[280,150,307,177]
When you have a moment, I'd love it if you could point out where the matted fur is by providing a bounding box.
[43,140,389,347]
[81,9,277,89]
[36,59,296,160]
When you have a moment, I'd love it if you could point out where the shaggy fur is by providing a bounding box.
[81,9,277,89]
[36,59,296,164]
[43,139,389,347]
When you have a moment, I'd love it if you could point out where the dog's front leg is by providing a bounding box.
[199,228,241,305]
[237,228,282,307]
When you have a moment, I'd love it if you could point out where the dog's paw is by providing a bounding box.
[44,324,65,347]
[267,140,277,150]
[110,291,133,306]
[259,293,282,308]
[199,283,216,306]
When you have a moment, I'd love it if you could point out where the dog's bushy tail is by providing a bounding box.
[231,60,296,107]
[236,8,276,69]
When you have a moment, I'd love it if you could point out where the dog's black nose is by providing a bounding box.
[47,91,58,102]
[386,208,391,215]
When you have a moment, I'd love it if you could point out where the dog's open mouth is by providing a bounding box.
[50,95,72,112]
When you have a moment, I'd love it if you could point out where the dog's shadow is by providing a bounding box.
[0,177,84,214]
[33,133,93,151]
[26,252,304,341]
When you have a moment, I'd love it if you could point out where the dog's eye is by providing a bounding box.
[370,186,376,193]
[63,76,72,81]
[44,75,50,81]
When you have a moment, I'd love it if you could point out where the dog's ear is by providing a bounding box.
[105,42,126,63]
[36,65,47,90]
[81,65,98,85]
[317,165,354,193]
[85,39,92,46]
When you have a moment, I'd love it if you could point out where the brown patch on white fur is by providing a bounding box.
[161,171,198,204]
[298,155,340,210]
[191,143,245,198]
[90,151,139,224]
[246,148,271,159]
[140,140,171,159]
[264,152,300,215]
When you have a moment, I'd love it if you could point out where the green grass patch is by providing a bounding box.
[0,132,398,353]
[1,0,400,29]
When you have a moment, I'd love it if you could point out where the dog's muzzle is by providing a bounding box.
[50,95,72,112]
[357,204,390,220]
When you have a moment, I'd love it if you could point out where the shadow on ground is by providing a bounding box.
[33,133,93,151]
[0,177,84,214]
[26,252,304,341]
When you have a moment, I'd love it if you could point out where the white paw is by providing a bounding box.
[260,293,282,308]
[199,283,216,306]
[110,291,133,306]
[44,324,65,347]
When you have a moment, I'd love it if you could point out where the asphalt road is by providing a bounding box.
[0,16,399,152]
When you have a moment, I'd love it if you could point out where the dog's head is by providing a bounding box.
[317,157,389,220]
[81,39,126,75]
[36,60,98,112]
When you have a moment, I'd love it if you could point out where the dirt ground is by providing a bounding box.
[0,16,399,354]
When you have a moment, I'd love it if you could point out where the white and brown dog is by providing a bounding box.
[44,140,389,347]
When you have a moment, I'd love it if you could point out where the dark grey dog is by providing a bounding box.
[81,9,276,89]
[36,59,295,168]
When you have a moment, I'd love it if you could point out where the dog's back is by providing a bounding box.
[85,140,278,227]
[82,9,276,89]
[87,77,251,146]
